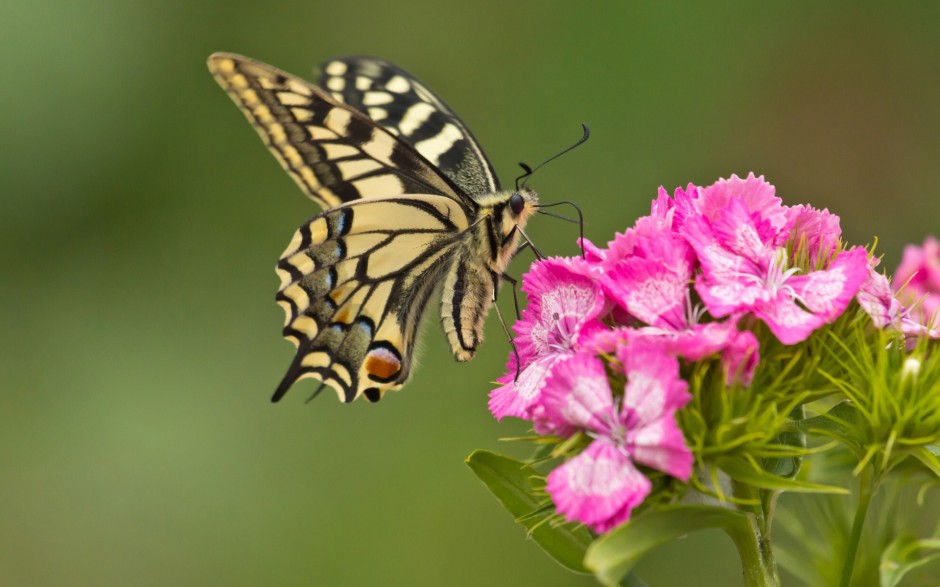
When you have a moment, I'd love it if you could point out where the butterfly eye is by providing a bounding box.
[509,193,525,215]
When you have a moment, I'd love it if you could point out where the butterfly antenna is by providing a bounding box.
[536,200,586,259]
[521,123,590,188]
[536,209,577,223]
[514,162,533,191]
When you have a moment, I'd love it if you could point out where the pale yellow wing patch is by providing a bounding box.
[207,53,469,210]
[272,194,472,403]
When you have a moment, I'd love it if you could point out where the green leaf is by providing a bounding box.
[584,505,759,587]
[762,427,805,479]
[910,446,940,479]
[716,457,849,494]
[881,534,940,587]
[466,450,592,574]
[794,401,860,443]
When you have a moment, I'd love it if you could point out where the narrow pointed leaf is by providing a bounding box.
[881,534,940,587]
[794,400,860,443]
[466,450,592,573]
[716,457,849,494]
[910,446,940,479]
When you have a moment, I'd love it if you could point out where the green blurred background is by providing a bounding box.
[3,1,939,585]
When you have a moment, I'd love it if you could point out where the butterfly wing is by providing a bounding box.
[207,53,520,403]
[274,194,473,403]
[319,57,500,198]
[208,53,476,211]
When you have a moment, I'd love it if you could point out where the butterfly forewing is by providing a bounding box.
[319,57,500,198]
[275,195,472,402]
[207,53,473,210]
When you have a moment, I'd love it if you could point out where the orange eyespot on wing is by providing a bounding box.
[365,344,403,382]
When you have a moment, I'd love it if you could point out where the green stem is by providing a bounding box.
[723,513,780,587]
[730,481,780,587]
[839,467,876,587]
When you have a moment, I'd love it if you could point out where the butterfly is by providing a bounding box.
[207,52,546,404]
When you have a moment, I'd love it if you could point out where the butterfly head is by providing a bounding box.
[493,187,539,238]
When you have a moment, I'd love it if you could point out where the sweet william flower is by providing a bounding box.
[598,224,759,385]
[681,191,869,344]
[542,346,692,533]
[488,257,606,421]
[858,265,906,330]
[579,184,688,273]
[787,204,843,266]
[894,236,940,327]
[859,258,940,342]
[675,173,791,241]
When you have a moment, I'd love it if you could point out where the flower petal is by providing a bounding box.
[618,344,690,424]
[722,329,760,387]
[629,416,694,481]
[787,247,869,319]
[489,354,564,421]
[602,233,694,328]
[546,440,650,530]
[788,204,843,265]
[537,353,614,436]
[858,265,901,329]
[754,294,826,344]
[697,173,790,237]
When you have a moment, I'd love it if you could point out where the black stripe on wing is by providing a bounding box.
[207,53,476,212]
[318,57,501,198]
[272,195,470,403]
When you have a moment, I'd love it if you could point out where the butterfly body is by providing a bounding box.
[208,53,538,403]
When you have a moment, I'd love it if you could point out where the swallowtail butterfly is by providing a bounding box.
[208,53,540,403]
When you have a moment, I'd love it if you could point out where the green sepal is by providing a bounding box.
[465,450,592,574]
[716,456,849,494]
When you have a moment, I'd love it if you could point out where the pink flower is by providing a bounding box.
[542,347,692,533]
[681,192,869,344]
[858,265,905,330]
[488,258,606,421]
[677,173,791,241]
[722,329,761,387]
[601,227,695,329]
[788,204,843,266]
[859,263,940,341]
[579,185,687,273]
[893,236,940,327]
[598,227,759,384]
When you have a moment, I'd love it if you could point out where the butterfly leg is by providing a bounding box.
[515,225,545,260]
[491,271,522,382]
[511,240,530,260]
[499,272,522,321]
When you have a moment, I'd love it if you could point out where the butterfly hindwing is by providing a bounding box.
[208,53,474,210]
[319,57,500,198]
[274,194,473,402]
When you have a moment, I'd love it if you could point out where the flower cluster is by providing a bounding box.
[489,173,937,533]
